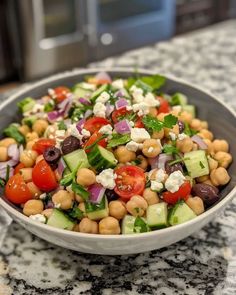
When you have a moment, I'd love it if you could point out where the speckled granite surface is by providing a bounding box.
[0,20,236,295]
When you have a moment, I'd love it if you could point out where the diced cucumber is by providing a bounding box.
[72,85,92,98]
[171,93,188,106]
[63,149,89,172]
[88,145,117,172]
[22,115,37,128]
[47,209,75,230]
[182,104,196,118]
[17,97,36,113]
[184,150,209,178]
[121,215,149,234]
[62,167,71,178]
[85,197,109,220]
[90,84,108,102]
[168,201,196,226]
[146,203,168,228]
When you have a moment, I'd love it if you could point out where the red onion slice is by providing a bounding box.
[0,159,18,170]
[8,144,20,161]
[114,119,131,134]
[151,153,173,170]
[79,97,91,105]
[115,98,128,110]
[106,103,115,117]
[191,135,208,150]
[56,158,67,177]
[95,72,112,83]
[76,118,86,133]
[47,109,64,122]
[88,184,105,204]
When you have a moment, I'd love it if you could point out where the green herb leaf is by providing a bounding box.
[107,134,131,148]
[3,124,25,144]
[163,114,178,128]
[5,165,10,183]
[199,161,205,169]
[163,144,179,155]
[60,172,75,186]
[131,158,142,166]
[170,93,187,106]
[58,121,67,130]
[85,196,106,213]
[0,178,5,187]
[183,123,198,137]
[142,115,163,132]
[135,80,153,93]
[134,216,150,233]
[127,75,166,91]
[71,182,90,201]
[67,205,84,220]
[44,101,55,112]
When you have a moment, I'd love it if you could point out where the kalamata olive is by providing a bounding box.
[165,160,183,174]
[192,183,219,207]
[61,135,80,155]
[43,146,61,164]
[178,120,185,133]
[105,189,119,202]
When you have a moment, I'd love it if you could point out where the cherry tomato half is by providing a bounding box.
[32,138,56,155]
[32,160,58,192]
[157,96,170,114]
[83,117,110,134]
[84,131,107,153]
[53,86,71,103]
[5,174,32,204]
[114,166,146,201]
[162,181,191,205]
[14,163,25,175]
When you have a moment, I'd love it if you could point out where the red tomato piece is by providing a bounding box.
[157,96,170,113]
[32,160,58,192]
[14,163,25,175]
[114,166,146,201]
[53,86,70,103]
[134,117,144,128]
[32,138,56,155]
[84,131,107,153]
[5,174,32,204]
[83,117,110,134]
[112,107,144,127]
[162,181,191,205]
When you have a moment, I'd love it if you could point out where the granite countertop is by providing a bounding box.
[0,20,236,295]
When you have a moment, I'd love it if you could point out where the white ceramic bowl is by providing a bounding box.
[0,68,235,255]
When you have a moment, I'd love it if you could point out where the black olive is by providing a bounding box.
[192,183,219,207]
[105,189,119,202]
[43,146,61,165]
[178,120,185,133]
[61,135,80,155]
[165,160,183,175]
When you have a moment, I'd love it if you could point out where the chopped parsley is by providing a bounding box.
[44,101,55,112]
[67,205,84,220]
[58,120,67,130]
[5,165,10,183]
[107,133,131,148]
[142,114,178,132]
[163,144,179,155]
[199,161,205,169]
[134,216,150,233]
[183,123,198,137]
[85,196,106,213]
[0,178,5,187]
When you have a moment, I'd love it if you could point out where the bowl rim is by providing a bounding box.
[0,67,235,240]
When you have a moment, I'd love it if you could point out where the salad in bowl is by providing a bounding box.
[0,71,233,236]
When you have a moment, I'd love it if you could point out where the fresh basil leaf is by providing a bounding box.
[107,134,131,148]
[163,144,179,155]
[163,114,178,129]
[68,205,84,220]
[71,182,90,201]
[3,124,25,144]
[134,216,149,233]
[142,115,163,132]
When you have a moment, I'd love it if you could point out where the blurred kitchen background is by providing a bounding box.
[0,0,236,89]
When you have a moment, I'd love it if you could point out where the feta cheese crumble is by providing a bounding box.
[155,169,166,182]
[151,181,163,192]
[126,141,143,152]
[96,168,117,189]
[165,171,186,193]
[93,102,106,118]
[178,133,188,140]
[169,132,176,141]
[99,124,113,135]
[111,79,124,89]
[29,214,46,224]
[132,102,150,116]
[96,91,110,103]
[131,128,150,143]
[39,193,47,200]
[81,128,90,138]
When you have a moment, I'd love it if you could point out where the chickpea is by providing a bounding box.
[26,182,41,199]
[208,156,218,171]
[99,217,120,235]
[115,146,136,163]
[26,132,39,142]
[164,124,179,138]
[0,138,16,148]
[196,175,209,183]
[36,155,44,164]
[198,129,213,141]
[73,224,80,232]
[142,139,161,158]
[75,194,84,203]
[203,179,214,186]
[126,195,148,217]
[214,151,232,169]
[212,139,229,153]
[18,125,30,136]
[210,167,230,186]
[52,190,73,210]
[186,196,204,215]
[192,143,198,151]
[23,200,44,216]
[151,129,164,139]
[76,168,96,186]
[149,107,158,117]
[143,188,160,205]
[20,150,38,167]
[79,218,98,234]
[179,111,193,124]
[109,200,127,220]
[0,146,8,162]
[190,119,202,131]
[136,155,148,171]
[32,119,49,136]
[26,139,38,150]
[201,121,208,129]
[176,137,193,153]
[42,209,53,219]
[78,202,86,215]
[203,139,214,155]
[19,168,33,182]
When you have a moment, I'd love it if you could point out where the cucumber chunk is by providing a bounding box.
[85,197,109,220]
[47,209,75,230]
[72,85,92,98]
[171,93,188,106]
[22,115,37,128]
[146,203,168,228]
[168,201,197,226]
[17,97,36,113]
[184,150,209,178]
[90,84,108,102]
[121,215,149,234]
[182,104,196,118]
[88,145,117,172]
[63,149,89,172]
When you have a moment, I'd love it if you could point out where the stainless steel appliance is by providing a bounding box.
[6,0,175,81]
